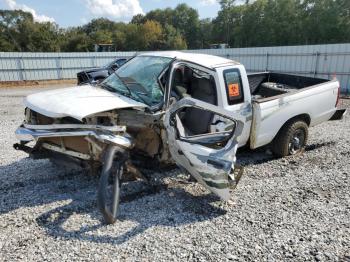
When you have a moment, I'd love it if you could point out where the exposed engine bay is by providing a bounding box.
[20,107,171,174]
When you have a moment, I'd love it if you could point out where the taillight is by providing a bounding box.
[335,86,340,107]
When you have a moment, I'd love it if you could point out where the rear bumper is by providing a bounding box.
[15,126,133,149]
[329,109,347,121]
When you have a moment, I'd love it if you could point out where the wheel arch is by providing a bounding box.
[273,113,311,142]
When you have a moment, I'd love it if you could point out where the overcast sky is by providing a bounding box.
[0,0,221,27]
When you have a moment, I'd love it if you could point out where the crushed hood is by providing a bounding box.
[24,85,147,120]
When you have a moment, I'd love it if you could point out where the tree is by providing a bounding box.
[0,10,31,51]
[301,0,346,44]
[144,8,174,26]
[199,19,213,49]
[131,14,146,24]
[143,4,201,49]
[30,22,61,51]
[1,1,350,52]
[112,30,127,51]
[163,24,187,50]
[141,20,163,50]
[0,10,61,51]
[172,4,201,49]
[219,0,236,10]
[83,18,116,35]
[61,27,91,52]
[124,23,143,51]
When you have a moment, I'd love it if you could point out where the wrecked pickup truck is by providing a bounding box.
[14,52,346,224]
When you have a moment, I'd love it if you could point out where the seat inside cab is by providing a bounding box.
[172,66,218,136]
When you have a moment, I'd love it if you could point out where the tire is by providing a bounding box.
[272,120,308,157]
[97,147,123,224]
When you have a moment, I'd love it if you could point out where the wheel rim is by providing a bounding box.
[288,128,305,155]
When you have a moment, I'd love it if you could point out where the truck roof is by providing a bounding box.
[139,51,240,69]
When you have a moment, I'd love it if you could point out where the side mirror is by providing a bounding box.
[111,64,119,71]
[91,79,103,85]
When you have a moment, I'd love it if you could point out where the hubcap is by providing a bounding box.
[288,129,305,155]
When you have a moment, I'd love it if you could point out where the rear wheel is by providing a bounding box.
[272,120,308,157]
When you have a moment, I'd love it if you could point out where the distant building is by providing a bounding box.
[209,43,230,49]
[94,44,116,52]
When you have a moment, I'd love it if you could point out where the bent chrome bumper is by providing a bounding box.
[15,126,133,149]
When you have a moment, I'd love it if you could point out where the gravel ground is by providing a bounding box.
[0,87,349,261]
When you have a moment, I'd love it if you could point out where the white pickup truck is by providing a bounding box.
[14,52,346,223]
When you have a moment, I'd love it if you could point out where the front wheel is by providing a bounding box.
[272,120,309,157]
[97,146,124,224]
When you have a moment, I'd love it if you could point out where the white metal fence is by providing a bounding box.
[0,52,133,82]
[0,43,349,94]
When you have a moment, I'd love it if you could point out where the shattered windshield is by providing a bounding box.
[101,56,172,106]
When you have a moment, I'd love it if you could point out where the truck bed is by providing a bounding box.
[248,72,330,102]
[248,72,339,149]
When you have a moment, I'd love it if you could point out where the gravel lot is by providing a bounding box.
[0,87,349,261]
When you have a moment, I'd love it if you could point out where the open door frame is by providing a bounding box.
[163,97,245,200]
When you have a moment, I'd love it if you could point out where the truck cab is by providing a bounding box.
[164,52,343,154]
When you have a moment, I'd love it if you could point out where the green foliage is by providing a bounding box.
[0,1,349,52]
[142,4,201,49]
[213,0,350,48]
[162,24,187,50]
[0,10,61,51]
[60,27,91,52]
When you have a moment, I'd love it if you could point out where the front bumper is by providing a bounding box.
[15,126,133,149]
